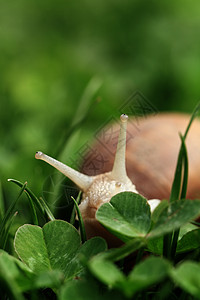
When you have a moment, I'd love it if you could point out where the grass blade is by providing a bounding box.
[180,135,189,200]
[39,197,55,221]
[183,102,200,139]
[0,181,5,222]
[170,102,200,202]
[71,195,86,243]
[0,181,27,238]
[164,103,200,259]
[55,77,102,158]
[8,179,45,216]
[170,135,189,260]
[71,76,102,128]
[9,178,55,222]
[1,211,18,250]
[25,192,38,225]
[70,191,82,225]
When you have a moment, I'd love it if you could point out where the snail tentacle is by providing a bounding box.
[111,114,129,183]
[35,151,93,191]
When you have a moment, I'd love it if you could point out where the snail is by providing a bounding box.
[35,112,200,246]
[81,112,200,201]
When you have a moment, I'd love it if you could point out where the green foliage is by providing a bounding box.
[71,194,86,243]
[2,187,199,299]
[0,181,27,249]
[14,220,81,274]
[59,279,125,300]
[96,192,151,241]
[170,262,200,299]
[14,220,106,278]
[2,105,200,298]
[149,199,200,238]
[89,256,170,297]
[2,1,200,296]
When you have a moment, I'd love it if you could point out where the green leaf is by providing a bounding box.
[89,255,170,298]
[88,256,125,288]
[151,200,168,225]
[149,199,200,238]
[14,220,81,274]
[179,222,198,239]
[14,220,106,281]
[147,236,163,255]
[102,238,145,262]
[96,192,151,242]
[59,279,124,300]
[0,250,34,298]
[147,223,198,255]
[0,251,64,295]
[170,261,200,299]
[177,228,200,253]
[122,256,170,297]
[34,269,64,290]
[65,237,107,280]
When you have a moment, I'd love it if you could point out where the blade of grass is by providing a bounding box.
[163,234,172,259]
[39,197,55,221]
[71,76,102,128]
[163,134,187,258]
[8,179,45,216]
[8,179,55,222]
[170,102,200,203]
[0,181,27,238]
[70,191,82,225]
[71,196,86,243]
[25,192,38,225]
[191,221,200,226]
[170,135,188,260]
[1,211,18,250]
[180,135,189,200]
[183,102,200,139]
[163,103,200,259]
[55,77,102,158]
[0,181,5,222]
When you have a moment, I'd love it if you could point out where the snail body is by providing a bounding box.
[35,112,200,245]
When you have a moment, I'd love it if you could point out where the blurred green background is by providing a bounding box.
[1,0,200,217]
